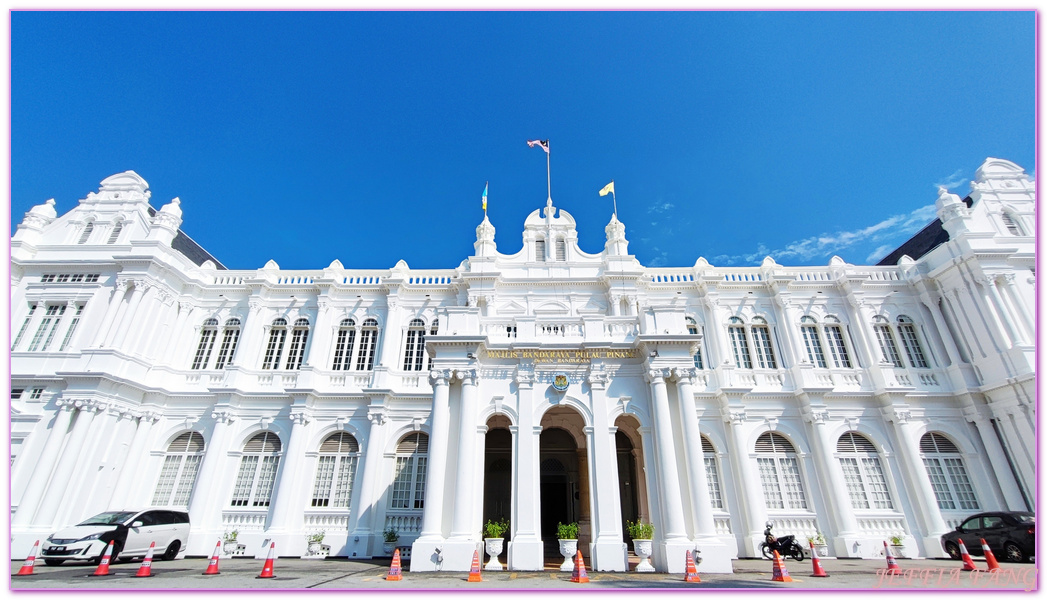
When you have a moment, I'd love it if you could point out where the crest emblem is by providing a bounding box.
[552,373,570,391]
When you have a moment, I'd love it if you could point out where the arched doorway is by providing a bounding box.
[482,415,513,528]
[614,415,649,545]
[539,406,589,559]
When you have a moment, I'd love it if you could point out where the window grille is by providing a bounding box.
[28,387,44,400]
[755,432,808,510]
[151,431,205,507]
[390,433,429,510]
[10,389,24,400]
[284,318,310,370]
[261,319,288,370]
[430,319,439,335]
[332,319,357,371]
[1001,212,1023,235]
[230,432,282,507]
[191,319,219,370]
[836,432,893,510]
[311,432,359,508]
[751,319,777,369]
[897,316,928,368]
[78,222,93,244]
[213,319,241,369]
[356,319,378,371]
[107,221,123,244]
[920,432,978,511]
[687,317,705,369]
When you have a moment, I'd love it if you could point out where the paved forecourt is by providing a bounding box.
[10,557,1038,591]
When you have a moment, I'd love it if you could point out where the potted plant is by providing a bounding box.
[556,522,579,572]
[307,531,325,555]
[482,519,509,571]
[889,535,907,559]
[382,528,399,555]
[807,532,828,557]
[626,519,655,572]
[222,530,239,554]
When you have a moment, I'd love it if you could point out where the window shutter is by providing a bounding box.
[320,432,359,453]
[920,432,959,453]
[245,431,282,453]
[397,432,429,454]
[837,432,875,453]
[755,432,794,453]
[701,435,715,453]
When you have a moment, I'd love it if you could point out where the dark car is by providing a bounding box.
[941,511,1034,563]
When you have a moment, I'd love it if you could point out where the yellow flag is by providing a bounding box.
[599,181,614,196]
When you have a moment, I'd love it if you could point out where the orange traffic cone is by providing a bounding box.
[134,542,156,577]
[386,548,404,581]
[203,540,222,575]
[684,549,702,583]
[980,538,1002,572]
[89,541,115,577]
[15,540,40,576]
[256,542,277,578]
[467,549,483,582]
[957,539,977,571]
[883,541,902,574]
[570,550,590,583]
[770,550,793,582]
[809,541,828,577]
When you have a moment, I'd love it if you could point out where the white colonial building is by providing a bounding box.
[9,157,1035,573]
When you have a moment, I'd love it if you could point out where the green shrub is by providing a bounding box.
[626,520,654,539]
[483,519,509,538]
[556,522,579,540]
[308,531,325,544]
[383,528,400,543]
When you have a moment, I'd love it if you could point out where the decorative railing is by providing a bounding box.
[649,272,695,284]
[538,323,583,337]
[405,272,455,286]
[713,515,732,535]
[342,275,383,285]
[222,510,268,532]
[767,514,820,541]
[856,515,907,537]
[212,275,246,285]
[384,511,423,536]
[274,274,314,285]
[304,511,350,532]
[603,319,639,339]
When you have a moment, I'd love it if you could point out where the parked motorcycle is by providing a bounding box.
[760,522,805,561]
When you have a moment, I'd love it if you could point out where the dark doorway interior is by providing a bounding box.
[539,427,579,557]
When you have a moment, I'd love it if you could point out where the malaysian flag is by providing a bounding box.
[526,139,549,153]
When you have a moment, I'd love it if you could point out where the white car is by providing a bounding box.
[40,509,190,565]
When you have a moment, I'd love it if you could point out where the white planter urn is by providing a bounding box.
[890,545,907,559]
[484,538,505,570]
[632,539,655,572]
[223,541,239,555]
[307,542,324,555]
[383,541,397,555]
[813,544,829,558]
[558,539,578,572]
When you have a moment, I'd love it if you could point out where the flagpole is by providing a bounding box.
[611,180,617,219]
[546,141,552,202]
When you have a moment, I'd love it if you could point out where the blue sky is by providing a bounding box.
[11,11,1035,271]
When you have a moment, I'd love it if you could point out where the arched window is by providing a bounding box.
[823,316,853,368]
[800,316,827,368]
[755,432,808,510]
[837,432,893,510]
[311,432,360,508]
[728,317,752,369]
[191,318,220,370]
[402,318,427,371]
[152,431,205,507]
[920,432,978,511]
[555,238,567,261]
[261,318,288,370]
[356,318,379,371]
[284,318,310,370]
[1001,212,1024,236]
[430,319,439,335]
[872,316,903,367]
[535,238,546,262]
[686,317,705,369]
[78,222,94,244]
[751,317,777,369]
[107,220,124,244]
[230,432,282,507]
[390,433,429,510]
[702,436,723,509]
[213,318,241,369]
[897,316,929,368]
[331,319,357,371]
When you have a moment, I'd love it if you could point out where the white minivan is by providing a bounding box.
[41,509,190,565]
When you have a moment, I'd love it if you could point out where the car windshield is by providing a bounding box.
[1014,514,1035,523]
[76,511,137,526]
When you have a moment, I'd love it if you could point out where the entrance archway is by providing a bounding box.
[613,415,649,545]
[539,406,588,559]
[482,415,513,528]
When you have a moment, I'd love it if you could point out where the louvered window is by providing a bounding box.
[535,239,546,261]
[701,436,723,509]
[728,318,752,369]
[356,319,379,371]
[107,221,123,244]
[1001,212,1023,235]
[390,433,428,510]
[836,432,893,510]
[800,317,827,368]
[555,239,566,261]
[755,432,808,510]
[13,304,38,349]
[874,319,904,367]
[897,316,929,368]
[230,432,282,507]
[191,318,219,370]
[213,319,241,369]
[311,432,359,508]
[331,319,357,371]
[284,318,310,370]
[920,432,978,511]
[261,318,288,370]
[152,432,205,507]
[402,318,427,371]
[78,222,94,244]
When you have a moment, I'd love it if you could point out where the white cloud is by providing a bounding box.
[935,169,967,191]
[712,204,938,266]
[866,244,895,263]
[647,202,675,214]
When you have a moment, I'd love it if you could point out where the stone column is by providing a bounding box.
[449,371,479,539]
[305,300,335,368]
[34,399,105,527]
[108,411,160,509]
[187,410,236,553]
[93,280,131,347]
[12,402,76,527]
[963,410,1026,510]
[996,273,1034,339]
[235,300,268,369]
[801,404,860,554]
[723,408,765,556]
[125,285,163,354]
[161,302,195,365]
[769,295,801,368]
[347,408,388,557]
[646,368,690,572]
[882,406,948,555]
[264,412,312,555]
[507,365,543,571]
[981,277,1020,347]
[110,281,149,349]
[584,368,626,571]
[917,291,964,366]
[416,371,451,541]
[702,295,730,369]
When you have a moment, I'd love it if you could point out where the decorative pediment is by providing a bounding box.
[498,300,527,315]
[534,301,570,315]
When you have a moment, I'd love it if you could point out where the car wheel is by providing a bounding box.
[944,542,960,560]
[162,541,181,561]
[43,559,65,566]
[1004,542,1024,563]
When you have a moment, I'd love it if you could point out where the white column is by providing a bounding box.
[769,296,801,367]
[347,408,388,557]
[884,408,948,554]
[34,399,104,527]
[161,302,195,365]
[802,406,860,550]
[416,372,450,540]
[702,296,730,369]
[12,402,76,527]
[646,368,690,573]
[187,410,235,553]
[450,371,479,539]
[234,300,269,369]
[92,281,130,347]
[585,370,626,571]
[125,285,162,354]
[264,412,312,555]
[724,409,765,556]
[966,414,1025,510]
[918,291,963,366]
[997,274,1034,339]
[111,282,148,349]
[108,412,160,509]
[982,277,1020,347]
[507,366,543,571]
[143,295,178,360]
[304,300,335,368]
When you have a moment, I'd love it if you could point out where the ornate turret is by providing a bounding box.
[604,213,629,256]
[935,186,969,237]
[148,197,183,245]
[474,215,497,257]
[11,198,58,258]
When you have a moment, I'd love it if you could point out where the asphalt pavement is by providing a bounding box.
[10,555,1038,592]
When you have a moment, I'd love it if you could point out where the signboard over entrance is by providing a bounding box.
[484,349,640,364]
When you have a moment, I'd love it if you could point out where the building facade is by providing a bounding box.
[10,158,1035,573]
